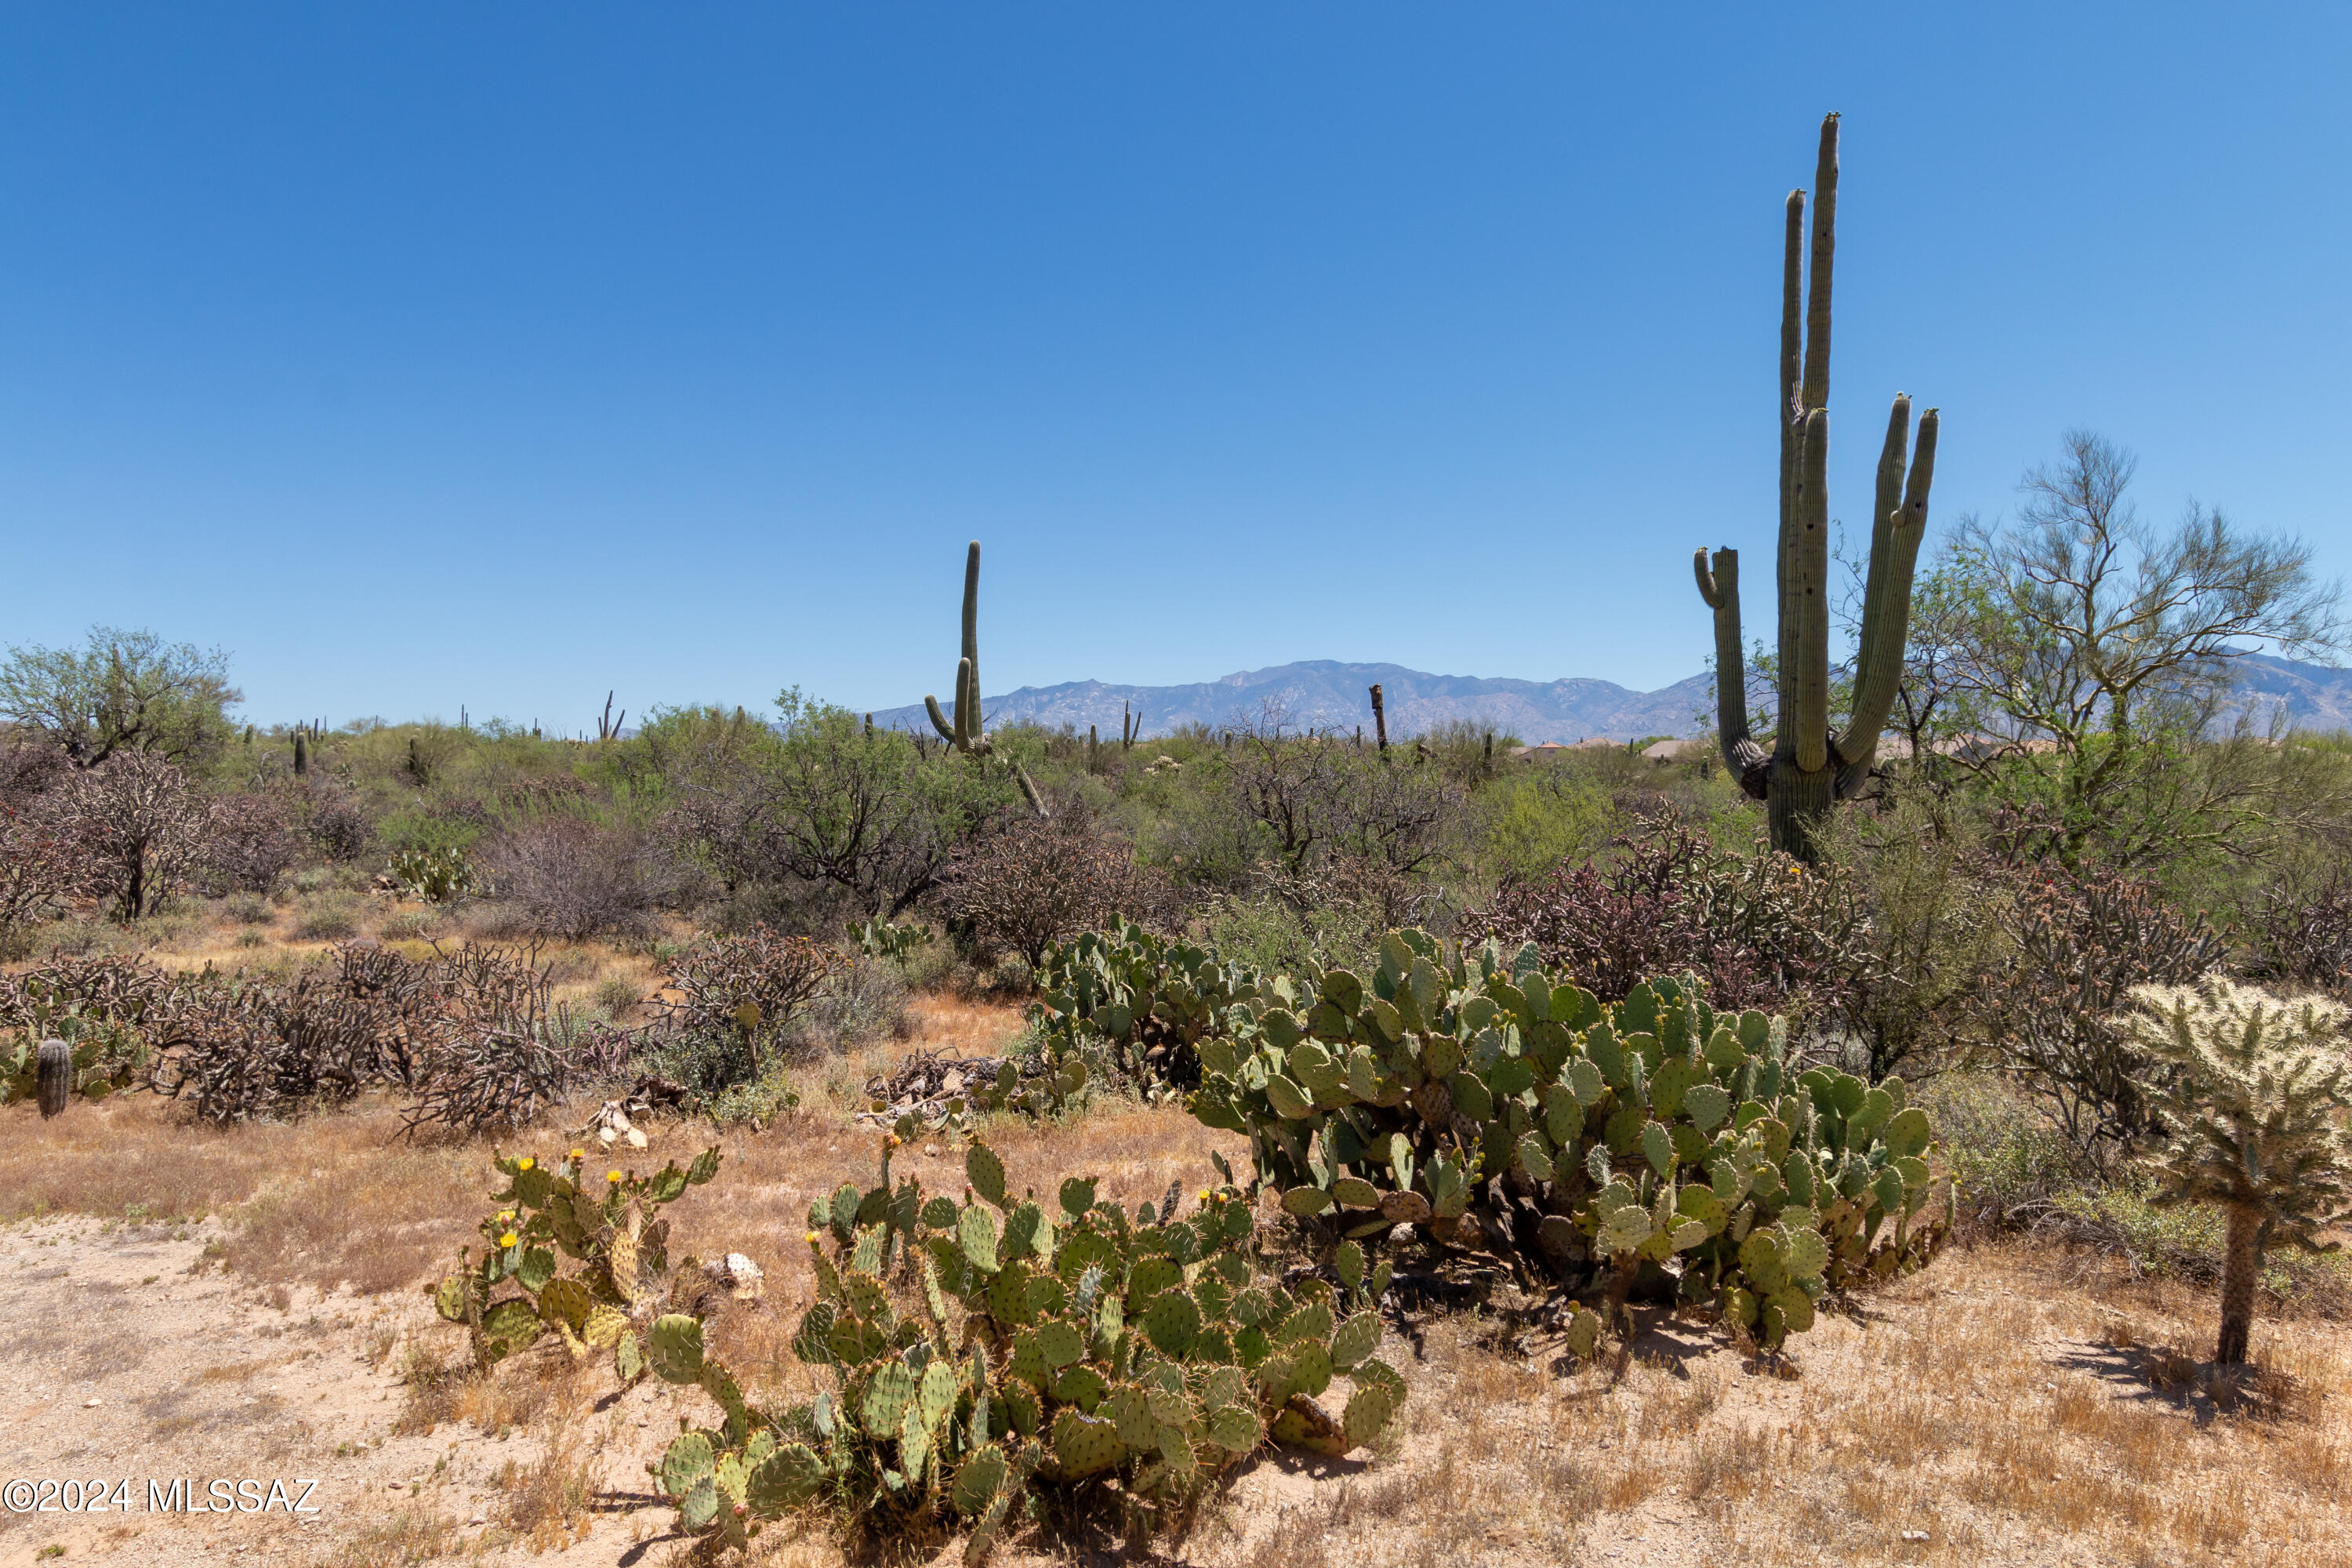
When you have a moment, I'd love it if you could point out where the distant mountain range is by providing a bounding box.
[873,660,1719,743]
[866,652,2352,745]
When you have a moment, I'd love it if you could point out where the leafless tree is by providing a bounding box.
[66,751,212,919]
[932,815,1173,964]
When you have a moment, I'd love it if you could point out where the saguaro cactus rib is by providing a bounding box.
[923,541,1049,818]
[1693,112,1940,859]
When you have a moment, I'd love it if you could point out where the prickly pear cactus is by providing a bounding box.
[1186,928,1952,1355]
[650,1134,1405,1561]
[429,1145,724,1374]
[1030,920,1269,1101]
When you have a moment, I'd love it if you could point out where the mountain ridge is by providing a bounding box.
[864,652,2352,745]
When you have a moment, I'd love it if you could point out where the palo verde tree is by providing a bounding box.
[1693,113,1940,860]
[2123,977,2352,1367]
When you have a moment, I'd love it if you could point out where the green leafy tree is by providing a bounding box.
[2122,978,2352,1366]
[660,693,1022,919]
[0,626,241,768]
[1940,432,2345,866]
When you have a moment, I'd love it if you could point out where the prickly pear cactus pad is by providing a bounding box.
[429,1145,724,1375]
[1186,928,1953,1356]
[648,1133,1406,1561]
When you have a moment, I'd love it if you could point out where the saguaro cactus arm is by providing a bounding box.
[1693,549,1769,793]
[1839,402,1940,778]
[924,543,989,753]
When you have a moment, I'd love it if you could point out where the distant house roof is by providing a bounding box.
[1642,739,1700,762]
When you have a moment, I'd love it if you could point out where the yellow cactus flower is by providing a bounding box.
[498,1210,514,1221]
[569,1148,585,1160]
[498,1232,519,1248]
[608,1170,623,1183]
[517,1156,535,1171]
[804,1230,820,1245]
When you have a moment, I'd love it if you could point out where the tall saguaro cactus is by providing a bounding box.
[924,541,1050,818]
[1694,113,1940,860]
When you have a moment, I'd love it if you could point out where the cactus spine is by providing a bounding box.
[1693,113,1939,861]
[924,541,1048,818]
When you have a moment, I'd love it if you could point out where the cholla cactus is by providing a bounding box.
[2123,978,2352,1365]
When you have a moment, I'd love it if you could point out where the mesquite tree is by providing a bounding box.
[2123,978,2352,1367]
[1693,113,1940,860]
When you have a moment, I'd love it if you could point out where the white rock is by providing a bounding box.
[706,1252,765,1301]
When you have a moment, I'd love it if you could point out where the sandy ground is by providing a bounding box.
[0,1215,724,1568]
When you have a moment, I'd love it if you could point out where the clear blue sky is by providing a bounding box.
[4,5,2347,731]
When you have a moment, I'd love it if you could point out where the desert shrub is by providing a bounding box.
[593,975,641,1017]
[658,695,1018,918]
[635,1026,766,1107]
[224,891,273,924]
[379,908,441,941]
[293,893,364,942]
[1162,720,1462,895]
[1971,861,2225,1169]
[931,815,1172,965]
[1457,808,1877,1021]
[785,954,911,1052]
[39,920,114,957]
[201,792,300,894]
[2241,873,2352,1000]
[307,790,376,862]
[0,795,93,959]
[1816,789,2006,1080]
[639,1140,1403,1559]
[658,926,848,1073]
[1913,1071,2083,1232]
[64,750,212,919]
[482,816,670,940]
[702,876,859,939]
[1478,769,1618,884]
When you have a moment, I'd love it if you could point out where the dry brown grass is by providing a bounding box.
[1196,1243,2352,1568]
[12,913,2350,1566]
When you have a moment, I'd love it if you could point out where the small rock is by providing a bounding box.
[85,1397,101,1407]
[469,1513,486,1526]
[1902,1530,1929,1543]
[704,1252,765,1302]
